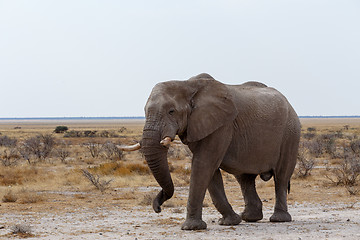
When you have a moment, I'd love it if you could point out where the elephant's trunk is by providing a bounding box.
[142,123,174,213]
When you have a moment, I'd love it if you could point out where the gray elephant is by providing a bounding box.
[124,73,300,230]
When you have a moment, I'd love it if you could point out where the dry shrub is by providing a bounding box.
[82,169,112,193]
[83,141,103,158]
[55,140,71,163]
[11,224,33,236]
[296,142,315,177]
[325,147,360,195]
[0,135,17,147]
[350,139,360,154]
[0,146,20,166]
[102,141,123,160]
[21,134,56,161]
[2,190,18,202]
[10,224,34,238]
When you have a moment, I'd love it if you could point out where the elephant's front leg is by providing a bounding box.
[181,164,209,230]
[208,169,241,226]
[182,126,233,230]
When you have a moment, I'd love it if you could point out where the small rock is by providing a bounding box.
[347,219,350,222]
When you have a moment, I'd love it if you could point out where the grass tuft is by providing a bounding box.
[2,190,18,202]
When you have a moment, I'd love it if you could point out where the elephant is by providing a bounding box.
[124,73,301,230]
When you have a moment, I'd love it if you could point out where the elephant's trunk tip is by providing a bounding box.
[152,188,174,213]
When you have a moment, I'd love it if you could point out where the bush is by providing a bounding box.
[0,146,19,166]
[21,134,56,161]
[350,139,360,154]
[307,127,316,132]
[83,141,103,158]
[102,141,123,160]
[296,143,315,177]
[82,169,112,192]
[319,134,337,157]
[64,130,82,138]
[54,126,68,133]
[303,132,316,140]
[325,147,360,195]
[303,139,323,158]
[55,141,71,163]
[0,135,17,147]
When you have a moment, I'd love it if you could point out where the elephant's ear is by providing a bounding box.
[186,78,238,142]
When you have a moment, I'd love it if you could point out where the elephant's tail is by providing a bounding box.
[288,181,291,194]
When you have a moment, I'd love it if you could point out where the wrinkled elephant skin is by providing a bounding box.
[141,73,301,230]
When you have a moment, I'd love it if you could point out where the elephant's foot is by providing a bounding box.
[218,213,242,226]
[241,208,263,222]
[270,209,292,222]
[181,218,207,230]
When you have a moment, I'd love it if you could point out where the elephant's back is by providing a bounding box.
[239,81,268,88]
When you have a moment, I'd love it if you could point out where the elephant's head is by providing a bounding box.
[141,73,239,213]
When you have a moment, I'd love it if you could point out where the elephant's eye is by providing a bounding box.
[168,109,175,115]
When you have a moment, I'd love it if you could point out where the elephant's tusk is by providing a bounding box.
[117,143,141,151]
[160,137,172,147]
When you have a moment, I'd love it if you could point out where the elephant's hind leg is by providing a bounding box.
[270,177,292,222]
[208,169,241,226]
[270,131,299,222]
[236,174,263,222]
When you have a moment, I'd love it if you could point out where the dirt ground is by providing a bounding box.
[1,118,360,239]
[1,185,359,239]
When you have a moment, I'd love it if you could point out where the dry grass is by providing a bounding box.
[0,166,39,186]
[89,162,150,176]
[2,188,43,204]
[0,118,359,231]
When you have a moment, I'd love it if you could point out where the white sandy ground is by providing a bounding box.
[1,190,359,240]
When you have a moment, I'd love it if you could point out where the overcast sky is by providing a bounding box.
[0,0,359,117]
